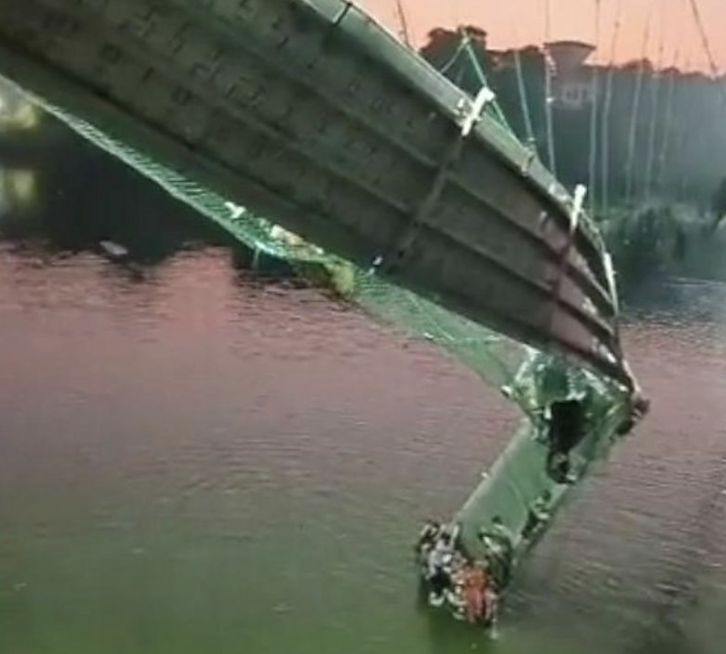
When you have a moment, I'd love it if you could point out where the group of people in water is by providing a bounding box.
[415,521,500,627]
[413,389,578,629]
[414,395,580,628]
[414,354,650,629]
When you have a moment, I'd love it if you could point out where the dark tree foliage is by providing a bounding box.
[420,27,726,211]
[711,176,726,220]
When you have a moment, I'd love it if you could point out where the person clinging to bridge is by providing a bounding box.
[512,352,590,483]
[415,519,441,558]
[521,490,553,542]
[546,396,587,484]
[425,530,456,607]
[478,516,514,589]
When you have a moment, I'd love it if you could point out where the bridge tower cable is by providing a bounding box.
[600,0,623,217]
[687,0,726,133]
[687,0,723,86]
[588,0,602,216]
[643,1,667,202]
[655,41,682,199]
[543,0,557,176]
[438,38,469,77]
[684,0,725,209]
[624,1,655,206]
[394,0,412,48]
[676,49,694,203]
[654,0,687,198]
[511,22,537,152]
[460,30,516,136]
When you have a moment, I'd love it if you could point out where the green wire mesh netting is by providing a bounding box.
[29,73,534,397]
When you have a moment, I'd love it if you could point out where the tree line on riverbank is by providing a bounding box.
[420,26,726,288]
[420,26,726,212]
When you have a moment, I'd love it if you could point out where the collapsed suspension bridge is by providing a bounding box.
[0,0,660,609]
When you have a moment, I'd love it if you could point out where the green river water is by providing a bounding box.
[1,244,726,654]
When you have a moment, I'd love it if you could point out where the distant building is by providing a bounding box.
[545,40,597,110]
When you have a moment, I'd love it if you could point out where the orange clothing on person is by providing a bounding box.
[462,564,488,623]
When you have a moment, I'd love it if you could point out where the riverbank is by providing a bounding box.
[598,203,726,295]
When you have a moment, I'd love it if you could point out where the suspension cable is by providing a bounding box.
[438,36,469,76]
[514,46,536,150]
[461,33,516,134]
[674,49,693,203]
[394,0,412,47]
[600,0,623,215]
[588,0,602,215]
[655,42,683,198]
[687,0,721,80]
[508,20,536,151]
[687,0,726,108]
[643,2,667,202]
[624,1,654,206]
[654,0,688,198]
[543,0,557,175]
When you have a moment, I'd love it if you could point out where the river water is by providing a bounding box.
[2,129,726,653]
[1,242,725,654]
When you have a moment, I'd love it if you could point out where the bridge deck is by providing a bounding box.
[0,0,628,384]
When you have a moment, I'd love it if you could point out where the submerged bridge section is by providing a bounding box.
[0,0,632,388]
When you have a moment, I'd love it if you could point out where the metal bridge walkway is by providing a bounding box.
[0,0,629,386]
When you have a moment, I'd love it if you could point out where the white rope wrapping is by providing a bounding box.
[460,86,496,137]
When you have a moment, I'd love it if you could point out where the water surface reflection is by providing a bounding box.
[0,246,725,654]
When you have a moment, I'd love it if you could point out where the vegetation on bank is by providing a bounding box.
[597,204,722,293]
[419,26,726,292]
